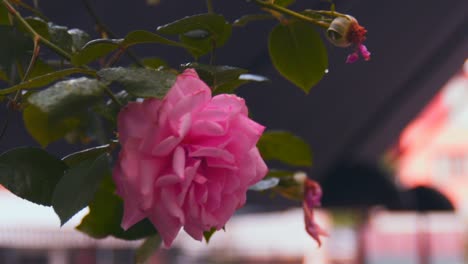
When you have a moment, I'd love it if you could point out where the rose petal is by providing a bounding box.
[166,69,211,106]
[155,174,180,187]
[118,102,150,144]
[190,120,225,136]
[210,94,248,116]
[152,135,181,156]
[189,146,235,163]
[173,146,186,180]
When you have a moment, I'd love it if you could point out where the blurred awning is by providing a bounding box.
[0,191,139,249]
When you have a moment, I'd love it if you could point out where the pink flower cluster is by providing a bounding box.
[345,18,371,64]
[346,44,371,64]
[113,69,268,247]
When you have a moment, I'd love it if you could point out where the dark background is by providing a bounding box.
[1,0,467,192]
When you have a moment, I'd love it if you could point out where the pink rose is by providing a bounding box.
[113,69,268,247]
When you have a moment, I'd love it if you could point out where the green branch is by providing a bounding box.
[2,0,72,61]
[253,0,331,29]
[81,0,144,67]
[103,86,122,107]
[22,37,41,82]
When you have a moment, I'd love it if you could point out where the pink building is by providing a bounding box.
[397,60,468,211]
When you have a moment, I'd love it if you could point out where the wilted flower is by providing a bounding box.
[303,178,327,246]
[113,69,268,247]
[327,15,371,63]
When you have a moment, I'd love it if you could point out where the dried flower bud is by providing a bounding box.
[327,15,371,63]
[326,16,355,47]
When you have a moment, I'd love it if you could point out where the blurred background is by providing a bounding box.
[0,0,467,263]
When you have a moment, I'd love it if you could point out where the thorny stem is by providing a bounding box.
[0,107,9,143]
[1,1,123,112]
[15,0,49,21]
[81,0,144,67]
[105,47,126,68]
[2,0,72,61]
[206,0,214,13]
[104,86,123,107]
[22,37,41,82]
[253,0,330,29]
[209,40,216,65]
[13,36,41,102]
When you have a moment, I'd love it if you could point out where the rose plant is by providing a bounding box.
[0,0,369,262]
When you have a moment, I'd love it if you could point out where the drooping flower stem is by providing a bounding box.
[2,0,72,61]
[252,0,330,29]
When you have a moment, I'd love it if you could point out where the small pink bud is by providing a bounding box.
[346,52,359,64]
[359,44,371,61]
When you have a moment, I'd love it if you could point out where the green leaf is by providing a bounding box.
[268,20,328,93]
[133,57,167,69]
[68,28,91,53]
[182,63,268,93]
[62,145,111,167]
[121,30,189,49]
[98,67,176,98]
[71,31,196,66]
[183,63,246,88]
[93,90,134,124]
[0,25,33,74]
[249,177,280,191]
[233,14,274,27]
[21,19,86,54]
[0,68,8,82]
[183,29,210,39]
[267,169,294,178]
[0,68,97,95]
[48,23,73,53]
[27,77,105,115]
[257,131,312,167]
[157,13,226,35]
[23,77,105,146]
[23,105,82,147]
[71,39,121,66]
[0,4,9,25]
[275,0,295,7]
[52,154,109,225]
[0,147,67,206]
[76,175,157,240]
[203,227,217,243]
[22,17,49,38]
[135,235,161,264]
[27,59,55,80]
[157,13,232,58]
